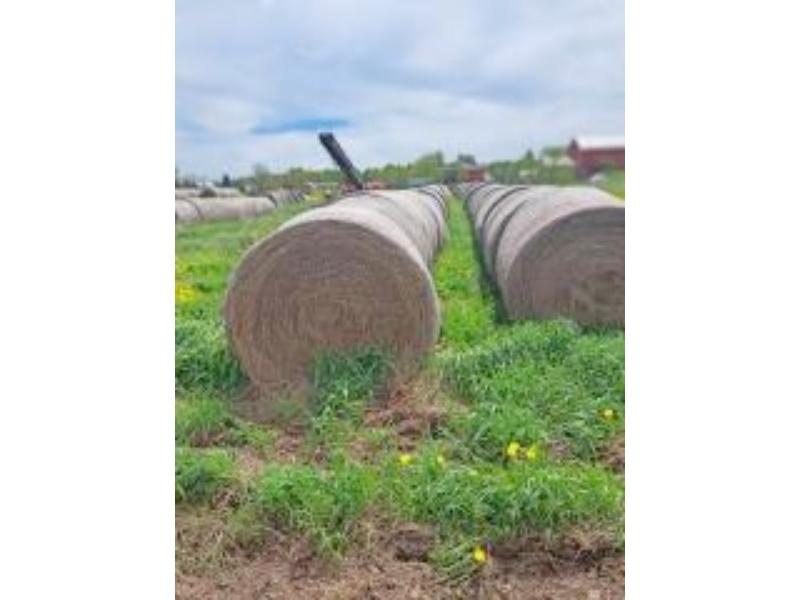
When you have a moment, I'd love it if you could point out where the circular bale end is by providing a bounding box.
[501,204,624,326]
[223,207,441,392]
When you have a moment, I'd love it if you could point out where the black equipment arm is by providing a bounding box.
[318,132,365,190]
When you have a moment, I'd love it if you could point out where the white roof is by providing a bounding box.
[572,136,625,150]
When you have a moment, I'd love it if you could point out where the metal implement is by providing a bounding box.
[318,132,365,190]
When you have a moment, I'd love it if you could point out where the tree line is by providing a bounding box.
[176,146,584,193]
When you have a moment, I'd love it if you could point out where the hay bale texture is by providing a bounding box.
[175,187,202,200]
[175,196,277,224]
[175,198,204,223]
[224,187,448,391]
[268,188,306,207]
[457,184,624,327]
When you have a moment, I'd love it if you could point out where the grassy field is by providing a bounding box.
[175,194,625,588]
[599,169,625,199]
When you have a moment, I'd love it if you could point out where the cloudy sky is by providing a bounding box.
[176,0,624,178]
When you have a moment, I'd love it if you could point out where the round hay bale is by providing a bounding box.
[270,189,293,207]
[180,197,276,223]
[224,199,441,391]
[367,190,446,260]
[480,186,556,275]
[207,186,243,198]
[417,185,449,218]
[494,187,624,326]
[175,187,201,200]
[175,198,203,223]
[472,185,528,239]
[464,183,497,213]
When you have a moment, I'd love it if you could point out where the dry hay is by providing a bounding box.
[268,188,305,207]
[175,198,204,223]
[209,187,243,198]
[464,185,624,327]
[175,197,276,224]
[175,187,202,200]
[224,190,447,392]
[480,186,557,275]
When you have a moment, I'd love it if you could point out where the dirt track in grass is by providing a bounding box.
[176,521,624,600]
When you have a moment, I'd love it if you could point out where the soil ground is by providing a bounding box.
[176,523,624,600]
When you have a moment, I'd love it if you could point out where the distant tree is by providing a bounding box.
[415,151,445,167]
[252,163,272,192]
[541,146,566,160]
[457,153,477,166]
[221,173,232,187]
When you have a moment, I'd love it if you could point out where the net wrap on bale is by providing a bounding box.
[224,186,449,393]
[456,184,624,327]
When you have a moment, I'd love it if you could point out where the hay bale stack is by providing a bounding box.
[459,185,624,327]
[224,189,447,391]
[418,185,450,217]
[367,190,446,261]
[268,188,305,207]
[175,196,276,224]
[472,185,529,241]
[175,198,203,223]
[175,187,201,200]
[480,187,556,275]
[208,187,243,198]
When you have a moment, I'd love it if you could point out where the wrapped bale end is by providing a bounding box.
[223,201,442,392]
[496,188,625,327]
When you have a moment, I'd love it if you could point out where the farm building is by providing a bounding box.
[464,165,488,182]
[567,136,625,177]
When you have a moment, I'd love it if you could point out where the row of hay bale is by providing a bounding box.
[175,196,278,224]
[455,183,625,327]
[175,187,307,224]
[224,185,449,393]
[175,186,244,199]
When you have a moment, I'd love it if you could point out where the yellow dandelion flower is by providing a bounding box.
[472,545,488,564]
[505,441,521,459]
[526,446,538,462]
[175,282,198,304]
[602,408,615,421]
[398,453,413,467]
[436,454,446,467]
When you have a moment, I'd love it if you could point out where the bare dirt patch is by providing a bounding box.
[364,375,451,450]
[176,517,623,600]
[600,433,625,474]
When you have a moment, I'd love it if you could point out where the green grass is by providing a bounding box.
[432,199,498,349]
[255,458,379,555]
[439,320,624,461]
[599,169,625,199]
[175,198,324,398]
[176,396,274,451]
[175,448,238,505]
[175,194,625,577]
[246,449,622,561]
[309,349,391,446]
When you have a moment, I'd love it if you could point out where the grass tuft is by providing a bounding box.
[176,448,238,505]
[309,348,391,446]
[176,396,274,451]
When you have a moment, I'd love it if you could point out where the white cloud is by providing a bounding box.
[176,0,624,177]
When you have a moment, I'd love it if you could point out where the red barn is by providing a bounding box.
[566,136,625,178]
[464,165,488,182]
